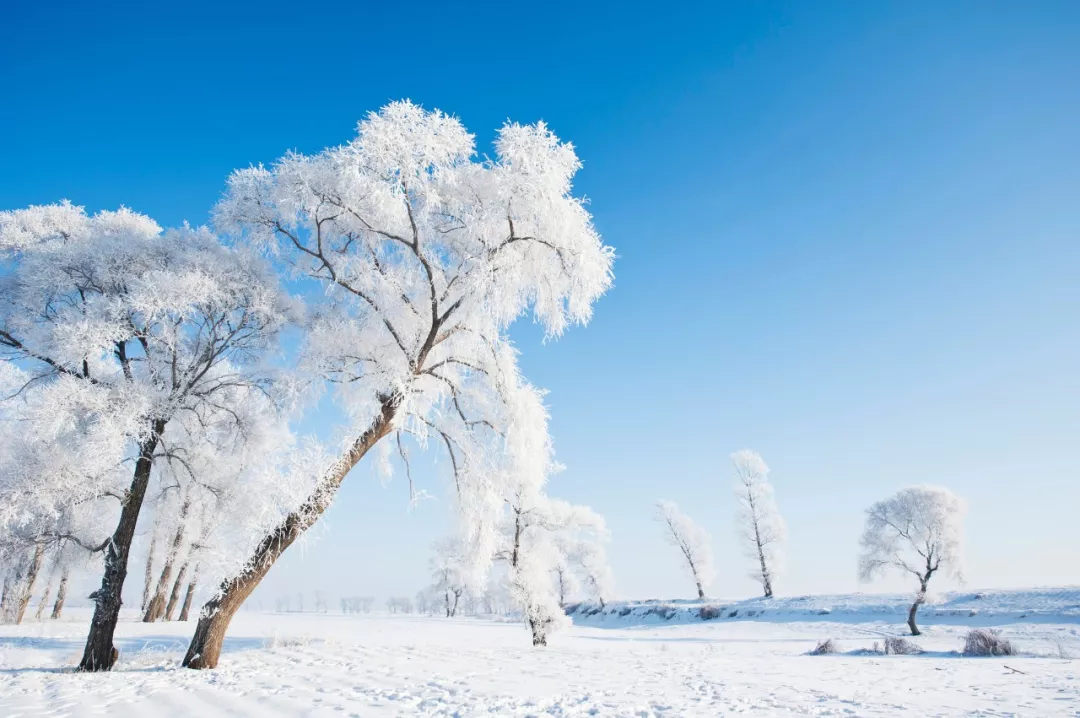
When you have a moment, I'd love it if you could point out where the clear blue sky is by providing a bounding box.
[3,1,1078,603]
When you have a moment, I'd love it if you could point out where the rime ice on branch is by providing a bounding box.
[655,500,715,600]
[0,202,293,669]
[182,101,614,668]
[858,485,966,635]
[731,449,786,598]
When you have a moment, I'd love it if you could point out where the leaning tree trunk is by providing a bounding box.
[78,422,164,671]
[178,565,199,621]
[757,542,773,598]
[35,576,54,621]
[145,492,192,622]
[908,583,928,636]
[14,545,46,624]
[164,561,189,620]
[695,581,705,600]
[183,398,398,669]
[51,569,69,619]
[141,532,158,612]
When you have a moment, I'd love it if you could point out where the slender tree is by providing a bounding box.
[183,101,612,669]
[50,567,68,619]
[858,486,966,635]
[177,564,199,621]
[731,450,785,598]
[655,500,715,600]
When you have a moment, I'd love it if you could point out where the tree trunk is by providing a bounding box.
[695,581,705,600]
[908,583,928,636]
[145,492,192,622]
[141,533,158,612]
[35,579,54,621]
[78,422,164,671]
[51,570,69,619]
[183,398,397,670]
[14,545,45,624]
[528,617,547,646]
[758,543,773,598]
[164,561,188,620]
[0,555,29,623]
[178,565,199,621]
[0,573,11,615]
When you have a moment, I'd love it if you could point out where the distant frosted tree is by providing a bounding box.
[428,537,469,617]
[655,500,715,599]
[858,486,966,635]
[488,488,611,646]
[731,450,785,598]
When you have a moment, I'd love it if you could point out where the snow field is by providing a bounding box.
[1,602,1078,717]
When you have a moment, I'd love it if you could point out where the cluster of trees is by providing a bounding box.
[655,452,966,635]
[340,597,375,614]
[656,450,786,600]
[0,101,615,670]
[420,495,615,642]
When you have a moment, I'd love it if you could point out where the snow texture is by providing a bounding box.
[1,588,1078,716]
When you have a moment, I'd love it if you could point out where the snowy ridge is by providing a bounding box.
[566,586,1080,626]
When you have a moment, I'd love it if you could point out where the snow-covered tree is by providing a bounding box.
[487,483,611,645]
[428,537,469,617]
[655,500,715,600]
[857,486,966,635]
[183,101,612,668]
[731,449,785,598]
[0,202,293,670]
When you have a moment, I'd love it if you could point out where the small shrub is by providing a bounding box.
[884,637,922,655]
[963,629,1016,656]
[699,605,723,621]
[808,639,839,655]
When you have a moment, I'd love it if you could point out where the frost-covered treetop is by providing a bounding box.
[217,101,612,342]
[0,201,295,530]
[0,201,293,414]
[215,102,612,406]
[213,100,613,506]
[858,485,966,583]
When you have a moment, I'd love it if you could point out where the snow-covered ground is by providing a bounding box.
[2,590,1078,716]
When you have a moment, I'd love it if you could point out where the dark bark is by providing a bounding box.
[165,561,188,620]
[695,579,705,600]
[51,570,68,619]
[183,397,398,669]
[528,617,547,646]
[78,420,164,671]
[178,565,199,621]
[908,579,929,636]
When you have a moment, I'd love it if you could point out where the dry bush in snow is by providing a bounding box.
[808,639,840,655]
[963,629,1016,656]
[884,636,922,655]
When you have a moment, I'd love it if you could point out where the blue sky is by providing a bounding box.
[3,1,1078,603]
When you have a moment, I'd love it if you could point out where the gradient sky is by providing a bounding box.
[3,1,1078,605]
